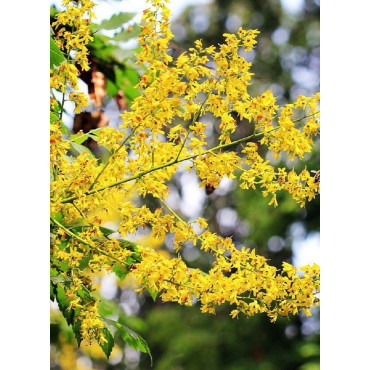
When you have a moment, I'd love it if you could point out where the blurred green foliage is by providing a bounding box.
[137,304,319,370]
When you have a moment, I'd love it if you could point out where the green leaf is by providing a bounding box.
[113,24,142,42]
[50,112,59,124]
[99,12,136,30]
[50,256,69,273]
[69,128,104,144]
[112,264,129,281]
[122,66,140,85]
[90,23,100,33]
[50,37,65,69]
[53,212,63,224]
[69,134,89,145]
[115,322,152,364]
[68,225,88,233]
[69,142,94,156]
[123,85,141,102]
[78,285,95,303]
[98,328,115,359]
[69,133,86,145]
[60,123,69,135]
[79,255,93,270]
[54,259,69,273]
[106,78,119,99]
[99,226,116,235]
[58,239,69,250]
[100,317,152,362]
[50,281,55,301]
[72,318,83,347]
[50,112,69,134]
[51,275,72,284]
[146,287,159,302]
[55,284,74,326]
[119,239,139,250]
[101,317,118,336]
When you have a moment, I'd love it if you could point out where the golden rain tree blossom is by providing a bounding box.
[50,0,320,359]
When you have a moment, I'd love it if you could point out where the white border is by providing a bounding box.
[321,0,370,368]
[1,0,369,368]
[0,1,49,368]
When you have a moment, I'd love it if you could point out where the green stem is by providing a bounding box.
[88,126,138,191]
[175,130,190,162]
[72,202,86,219]
[175,76,221,162]
[67,127,105,143]
[59,112,318,204]
[88,72,193,188]
[58,26,73,121]
[51,216,125,264]
[59,83,67,121]
[151,140,155,168]
[159,198,184,224]
[60,130,260,203]
[293,111,319,123]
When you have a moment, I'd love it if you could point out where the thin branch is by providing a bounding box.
[51,217,127,264]
[59,111,319,204]
[175,76,221,162]
[88,126,138,190]
[159,198,185,224]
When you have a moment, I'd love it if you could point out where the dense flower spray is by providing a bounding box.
[50,0,320,356]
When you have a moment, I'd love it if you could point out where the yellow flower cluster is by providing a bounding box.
[50,0,320,349]
[50,123,69,167]
[131,243,319,321]
[51,0,95,112]
[240,142,320,207]
[69,92,89,114]
[51,221,134,345]
[267,93,320,160]
[194,151,240,190]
